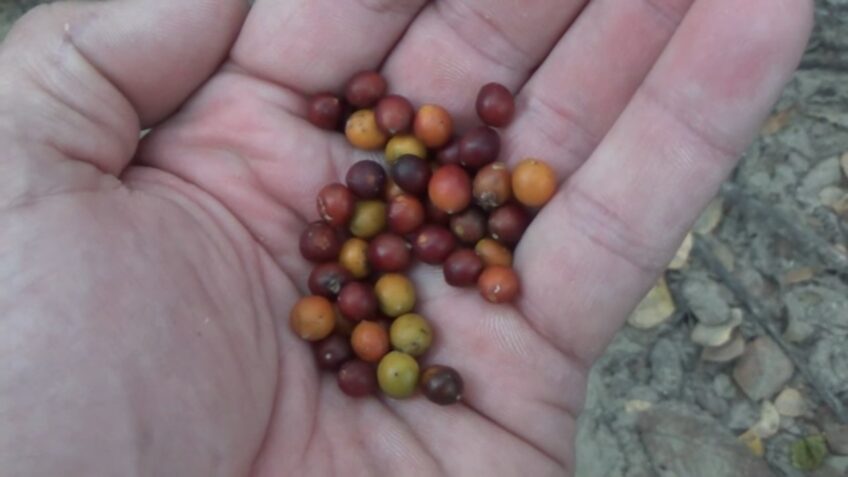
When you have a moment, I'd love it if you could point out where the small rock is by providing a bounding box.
[694,197,725,235]
[728,400,759,432]
[774,388,807,417]
[627,278,676,329]
[667,232,693,270]
[818,186,848,215]
[691,313,743,347]
[800,156,842,200]
[701,331,746,363]
[625,400,653,413]
[824,421,848,455]
[712,240,736,271]
[682,277,731,325]
[750,401,781,439]
[781,267,816,286]
[650,338,683,397]
[841,151,848,179]
[732,337,795,401]
[713,373,738,400]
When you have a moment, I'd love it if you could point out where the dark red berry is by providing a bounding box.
[443,249,484,287]
[317,183,356,227]
[367,233,412,273]
[337,360,377,397]
[391,154,432,196]
[345,71,387,108]
[300,222,342,262]
[388,194,425,235]
[435,139,461,166]
[459,126,500,170]
[315,334,353,370]
[375,95,414,135]
[421,365,464,405]
[413,225,457,265]
[449,207,487,244]
[488,204,530,246]
[337,282,378,322]
[476,82,515,127]
[308,263,353,299]
[308,93,342,130]
[346,160,387,199]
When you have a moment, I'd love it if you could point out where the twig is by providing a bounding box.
[693,236,848,424]
[720,183,848,274]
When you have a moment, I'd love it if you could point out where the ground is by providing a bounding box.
[2,1,847,476]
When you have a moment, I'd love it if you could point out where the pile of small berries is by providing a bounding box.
[290,71,557,405]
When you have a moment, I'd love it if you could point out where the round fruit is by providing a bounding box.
[420,365,464,405]
[337,360,377,397]
[339,237,370,278]
[351,320,390,363]
[391,154,431,196]
[425,198,450,226]
[443,249,484,287]
[346,160,387,199]
[345,109,388,150]
[317,183,356,227]
[428,164,472,214]
[338,282,378,322]
[377,351,420,399]
[512,159,557,207]
[374,273,416,317]
[413,225,457,264]
[299,222,342,262]
[459,126,500,170]
[314,334,353,370]
[474,238,513,267]
[290,295,336,341]
[478,266,520,303]
[476,82,515,127]
[473,162,512,209]
[349,200,387,239]
[387,194,425,235]
[345,71,387,108]
[367,233,412,273]
[375,95,415,135]
[449,207,487,244]
[413,104,453,148]
[488,203,530,246]
[435,138,461,166]
[308,263,352,298]
[389,313,433,357]
[308,93,342,130]
[385,134,427,164]
[334,306,355,336]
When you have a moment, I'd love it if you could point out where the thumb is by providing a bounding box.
[0,0,247,202]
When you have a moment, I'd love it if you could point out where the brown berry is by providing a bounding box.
[388,194,425,235]
[421,365,464,405]
[337,360,377,397]
[488,204,530,246]
[351,320,390,363]
[428,164,472,214]
[459,126,500,170]
[391,154,432,196]
[474,238,513,267]
[338,282,378,322]
[413,104,453,148]
[512,158,557,207]
[290,296,336,341]
[346,160,387,199]
[449,207,487,244]
[315,334,353,370]
[308,263,353,299]
[367,233,412,273]
[478,266,520,303]
[473,162,512,209]
[413,225,457,264]
[317,183,356,227]
[443,249,484,287]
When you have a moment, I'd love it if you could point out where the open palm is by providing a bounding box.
[0,0,812,475]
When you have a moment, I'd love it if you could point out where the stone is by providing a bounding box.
[824,421,848,455]
[682,277,732,325]
[810,336,848,395]
[627,278,676,329]
[637,404,773,477]
[774,388,807,417]
[649,338,683,397]
[800,156,842,198]
[691,313,743,347]
[750,401,781,439]
[701,331,746,363]
[732,337,794,401]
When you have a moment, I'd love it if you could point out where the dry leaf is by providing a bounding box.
[627,278,676,330]
[761,107,795,135]
[694,198,724,235]
[691,313,743,347]
[781,267,816,286]
[701,331,746,363]
[625,400,653,413]
[738,430,765,458]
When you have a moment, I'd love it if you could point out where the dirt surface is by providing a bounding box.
[2,1,847,476]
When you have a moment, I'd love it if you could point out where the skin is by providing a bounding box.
[0,0,811,476]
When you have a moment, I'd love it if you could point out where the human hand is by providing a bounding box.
[0,0,812,475]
